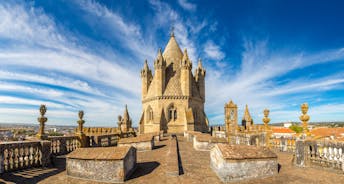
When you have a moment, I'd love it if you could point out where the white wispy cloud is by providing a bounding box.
[205,39,344,124]
[177,0,197,11]
[203,40,225,60]
[0,1,144,125]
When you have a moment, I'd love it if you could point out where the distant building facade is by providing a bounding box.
[139,33,208,134]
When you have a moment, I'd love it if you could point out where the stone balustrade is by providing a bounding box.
[0,131,136,174]
[80,127,120,135]
[228,132,267,146]
[0,140,51,173]
[89,134,121,147]
[270,136,296,153]
[295,139,344,172]
[48,136,80,156]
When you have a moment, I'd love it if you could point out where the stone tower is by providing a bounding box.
[139,33,208,134]
[117,105,132,132]
[224,100,238,134]
[242,104,253,129]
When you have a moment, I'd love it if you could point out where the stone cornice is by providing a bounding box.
[142,95,203,103]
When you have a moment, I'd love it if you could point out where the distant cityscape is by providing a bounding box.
[1,121,343,142]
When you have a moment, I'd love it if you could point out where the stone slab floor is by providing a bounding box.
[1,136,343,184]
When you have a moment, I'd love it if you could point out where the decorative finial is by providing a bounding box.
[299,103,310,136]
[39,104,47,116]
[170,26,175,37]
[37,104,48,140]
[262,109,270,130]
[78,110,84,120]
[76,110,86,147]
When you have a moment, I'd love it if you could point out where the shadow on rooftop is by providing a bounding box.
[153,144,166,150]
[128,161,160,180]
[0,156,66,184]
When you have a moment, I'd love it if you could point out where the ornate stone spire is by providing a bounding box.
[242,104,252,122]
[143,59,149,70]
[141,59,151,77]
[123,104,129,122]
[154,48,166,69]
[181,48,192,69]
[195,58,206,80]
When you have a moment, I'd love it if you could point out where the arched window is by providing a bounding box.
[146,106,153,122]
[168,104,177,121]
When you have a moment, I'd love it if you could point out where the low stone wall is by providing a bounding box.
[143,131,163,142]
[193,134,227,151]
[165,136,179,176]
[184,131,202,142]
[210,144,278,182]
[66,146,136,183]
[118,135,154,151]
[212,130,227,138]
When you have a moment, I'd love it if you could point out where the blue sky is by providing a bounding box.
[0,0,344,126]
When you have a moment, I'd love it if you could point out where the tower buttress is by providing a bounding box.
[180,49,192,96]
[195,59,206,101]
[141,59,152,99]
[154,48,166,96]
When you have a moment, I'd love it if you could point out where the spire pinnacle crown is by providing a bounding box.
[197,58,203,68]
[170,26,175,37]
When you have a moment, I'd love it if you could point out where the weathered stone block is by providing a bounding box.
[210,144,278,182]
[118,135,154,151]
[193,134,227,151]
[66,146,136,183]
[184,131,202,142]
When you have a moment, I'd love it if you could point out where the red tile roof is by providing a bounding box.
[310,127,344,138]
[272,127,295,134]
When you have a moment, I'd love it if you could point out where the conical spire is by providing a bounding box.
[163,34,183,64]
[143,59,149,70]
[181,48,192,69]
[195,58,206,79]
[154,48,166,69]
[123,104,129,122]
[242,104,252,121]
[182,48,189,62]
[141,59,151,78]
[157,48,164,61]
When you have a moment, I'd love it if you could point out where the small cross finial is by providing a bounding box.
[170,26,175,37]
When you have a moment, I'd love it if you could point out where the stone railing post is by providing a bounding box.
[60,138,67,155]
[40,140,51,167]
[294,139,306,167]
[0,145,4,173]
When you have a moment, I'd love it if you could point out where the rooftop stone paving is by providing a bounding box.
[1,136,344,184]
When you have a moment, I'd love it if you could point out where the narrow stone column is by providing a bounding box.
[0,145,4,173]
[262,109,271,147]
[40,140,51,167]
[37,104,48,140]
[294,139,305,167]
